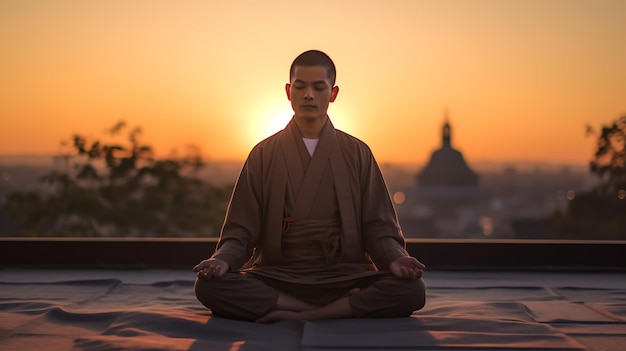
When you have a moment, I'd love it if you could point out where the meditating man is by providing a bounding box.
[193,50,426,323]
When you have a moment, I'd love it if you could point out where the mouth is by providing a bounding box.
[301,105,317,109]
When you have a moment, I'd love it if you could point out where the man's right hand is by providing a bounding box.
[192,258,229,279]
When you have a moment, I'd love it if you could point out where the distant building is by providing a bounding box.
[417,120,479,188]
[399,115,490,238]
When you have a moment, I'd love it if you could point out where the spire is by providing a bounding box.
[417,109,479,187]
[442,109,451,148]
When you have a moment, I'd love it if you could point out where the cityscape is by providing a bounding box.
[0,118,599,240]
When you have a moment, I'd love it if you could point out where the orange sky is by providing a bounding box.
[1,0,625,166]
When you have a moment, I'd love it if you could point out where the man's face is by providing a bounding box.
[286,65,338,122]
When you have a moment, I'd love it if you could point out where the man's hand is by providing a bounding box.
[192,258,229,279]
[389,256,425,280]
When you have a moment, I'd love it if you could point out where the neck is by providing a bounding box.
[294,115,328,138]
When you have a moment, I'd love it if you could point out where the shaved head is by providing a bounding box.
[290,50,336,86]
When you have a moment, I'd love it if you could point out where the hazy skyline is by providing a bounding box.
[1,0,625,165]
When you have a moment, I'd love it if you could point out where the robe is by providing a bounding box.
[212,117,409,284]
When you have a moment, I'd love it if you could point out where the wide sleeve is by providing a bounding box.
[359,148,409,270]
[211,148,264,271]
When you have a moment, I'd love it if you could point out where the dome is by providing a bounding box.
[417,120,479,187]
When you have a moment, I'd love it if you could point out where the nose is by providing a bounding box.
[304,87,314,99]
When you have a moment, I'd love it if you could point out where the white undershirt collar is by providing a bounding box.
[302,138,319,156]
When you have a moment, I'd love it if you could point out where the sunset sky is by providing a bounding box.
[1,0,625,166]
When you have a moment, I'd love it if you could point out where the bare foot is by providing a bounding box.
[258,296,354,322]
[276,292,319,312]
[344,288,361,296]
[256,310,301,323]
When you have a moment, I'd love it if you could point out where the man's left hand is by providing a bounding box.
[389,256,425,280]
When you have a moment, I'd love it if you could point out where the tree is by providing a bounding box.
[543,114,626,240]
[2,121,232,237]
[588,114,626,194]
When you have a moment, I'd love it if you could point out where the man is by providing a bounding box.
[193,50,426,323]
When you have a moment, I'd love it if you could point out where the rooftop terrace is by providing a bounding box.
[1,238,625,351]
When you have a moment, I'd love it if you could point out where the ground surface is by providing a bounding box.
[1,268,625,351]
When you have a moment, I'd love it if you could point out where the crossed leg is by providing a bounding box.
[195,271,426,323]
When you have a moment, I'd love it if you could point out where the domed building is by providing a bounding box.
[417,121,479,187]
[400,115,489,238]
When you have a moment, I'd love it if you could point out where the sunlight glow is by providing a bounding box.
[229,341,246,351]
[246,102,293,145]
[1,1,625,165]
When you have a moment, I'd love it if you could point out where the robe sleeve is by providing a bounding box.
[359,147,409,270]
[211,148,264,271]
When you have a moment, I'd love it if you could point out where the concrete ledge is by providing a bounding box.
[1,237,624,270]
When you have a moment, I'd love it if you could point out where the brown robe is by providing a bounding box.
[212,117,408,283]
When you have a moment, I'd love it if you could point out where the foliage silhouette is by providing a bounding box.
[588,114,626,193]
[543,114,626,240]
[2,121,231,237]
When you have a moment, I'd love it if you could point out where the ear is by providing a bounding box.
[329,85,339,102]
[285,83,291,101]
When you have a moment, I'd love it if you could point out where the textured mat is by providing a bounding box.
[1,269,625,351]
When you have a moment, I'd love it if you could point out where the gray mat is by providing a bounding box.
[1,269,625,351]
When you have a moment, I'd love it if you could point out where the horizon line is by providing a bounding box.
[0,152,591,168]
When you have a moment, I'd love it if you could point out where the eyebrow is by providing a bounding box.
[293,79,329,85]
